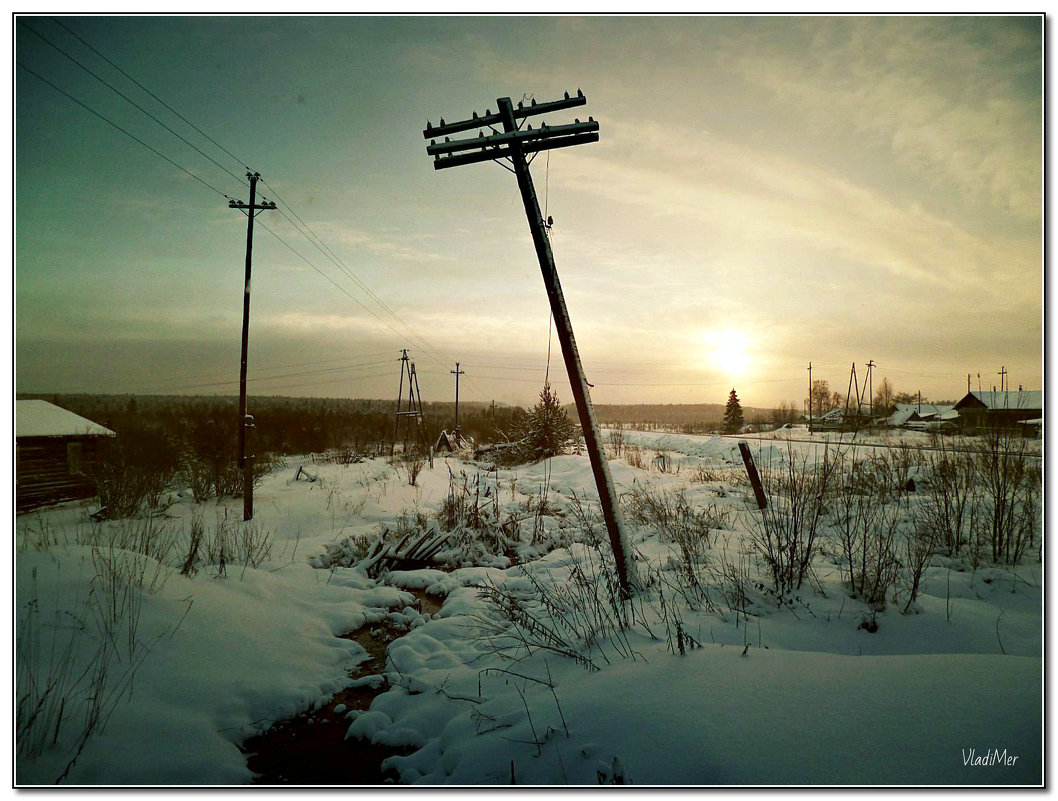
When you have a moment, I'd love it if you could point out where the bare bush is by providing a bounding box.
[177,452,278,503]
[829,451,902,612]
[92,453,165,520]
[749,443,834,596]
[976,429,1041,565]
[624,444,646,470]
[921,445,979,557]
[902,517,939,614]
[469,543,642,671]
[624,483,726,610]
[399,450,427,487]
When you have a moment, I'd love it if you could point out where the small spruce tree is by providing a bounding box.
[520,383,576,461]
[723,388,744,434]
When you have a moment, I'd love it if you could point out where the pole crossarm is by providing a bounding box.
[430,132,599,170]
[229,198,277,212]
[423,90,587,138]
[424,91,597,171]
[427,119,599,156]
[427,123,598,170]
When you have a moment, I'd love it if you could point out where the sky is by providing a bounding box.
[14,14,1043,410]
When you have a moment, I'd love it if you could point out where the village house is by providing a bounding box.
[953,390,1043,435]
[886,403,959,432]
[16,399,116,510]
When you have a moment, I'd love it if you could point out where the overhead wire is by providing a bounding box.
[48,16,254,174]
[21,18,465,394]
[20,33,587,404]
[19,20,249,189]
[17,62,234,200]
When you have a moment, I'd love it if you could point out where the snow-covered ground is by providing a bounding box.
[14,429,1043,786]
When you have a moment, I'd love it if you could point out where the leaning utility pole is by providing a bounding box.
[229,171,276,521]
[423,91,635,596]
[451,362,465,443]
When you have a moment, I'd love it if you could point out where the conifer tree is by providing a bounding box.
[520,383,576,461]
[723,388,744,434]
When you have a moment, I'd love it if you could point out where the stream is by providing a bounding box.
[240,589,444,785]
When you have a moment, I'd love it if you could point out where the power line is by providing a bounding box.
[49,16,254,174]
[259,180,455,370]
[19,20,248,188]
[21,24,457,377]
[17,62,233,199]
[252,216,432,346]
[20,26,526,399]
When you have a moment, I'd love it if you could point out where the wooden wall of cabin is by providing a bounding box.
[16,435,105,511]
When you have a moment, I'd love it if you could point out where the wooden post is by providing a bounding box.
[738,440,768,511]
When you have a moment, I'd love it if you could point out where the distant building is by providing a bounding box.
[886,403,959,432]
[953,390,1043,434]
[16,400,115,510]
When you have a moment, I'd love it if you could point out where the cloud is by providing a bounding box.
[553,117,1038,296]
[732,17,1041,222]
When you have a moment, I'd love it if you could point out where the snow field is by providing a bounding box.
[14,431,1043,785]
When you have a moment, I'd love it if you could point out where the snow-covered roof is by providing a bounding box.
[960,390,1043,412]
[886,404,956,427]
[16,400,115,438]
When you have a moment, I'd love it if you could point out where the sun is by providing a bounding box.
[704,328,753,379]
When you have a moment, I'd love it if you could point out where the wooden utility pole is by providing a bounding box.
[229,171,276,521]
[998,366,1008,394]
[423,91,635,597]
[394,350,429,454]
[863,359,875,419]
[807,362,813,432]
[451,362,465,443]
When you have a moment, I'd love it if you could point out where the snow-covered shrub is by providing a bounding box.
[177,451,278,503]
[749,443,835,596]
[624,444,646,470]
[313,533,373,570]
[901,516,939,614]
[564,491,603,548]
[707,533,754,620]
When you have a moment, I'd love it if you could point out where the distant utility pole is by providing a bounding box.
[229,171,276,522]
[394,349,428,454]
[423,91,635,597]
[998,366,1008,394]
[807,362,813,433]
[451,362,465,443]
[865,360,875,418]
